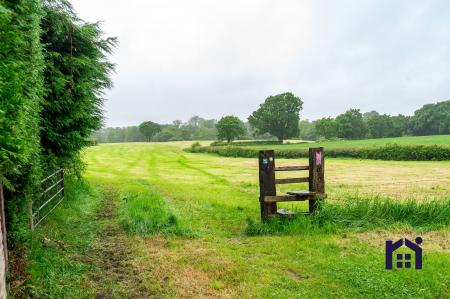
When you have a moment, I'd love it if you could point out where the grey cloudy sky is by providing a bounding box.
[71,0,450,127]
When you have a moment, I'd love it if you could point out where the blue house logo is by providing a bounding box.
[385,237,423,270]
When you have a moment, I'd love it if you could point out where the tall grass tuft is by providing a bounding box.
[118,190,194,236]
[245,196,450,236]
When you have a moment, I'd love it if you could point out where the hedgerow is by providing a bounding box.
[0,0,44,246]
[210,140,282,147]
[0,0,115,272]
[188,144,450,161]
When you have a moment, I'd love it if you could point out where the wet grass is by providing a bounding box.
[118,188,194,236]
[22,142,450,298]
[246,197,450,236]
[21,179,101,298]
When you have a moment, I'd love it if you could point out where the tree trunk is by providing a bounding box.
[278,136,283,144]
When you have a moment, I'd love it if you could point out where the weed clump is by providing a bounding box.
[245,197,450,236]
[119,190,194,236]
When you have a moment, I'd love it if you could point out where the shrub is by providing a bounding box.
[210,140,280,147]
[188,144,450,161]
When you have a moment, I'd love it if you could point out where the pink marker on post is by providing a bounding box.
[315,152,322,166]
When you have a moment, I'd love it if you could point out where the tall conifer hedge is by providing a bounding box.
[0,0,115,248]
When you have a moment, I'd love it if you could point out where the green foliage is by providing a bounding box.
[189,144,450,161]
[335,109,367,139]
[154,124,183,142]
[216,115,246,143]
[138,121,161,141]
[248,92,303,143]
[313,117,338,139]
[0,0,43,188]
[245,197,450,236]
[94,116,220,143]
[0,0,116,272]
[40,0,116,170]
[411,100,450,135]
[210,140,281,147]
[391,114,411,136]
[365,113,396,138]
[298,120,317,140]
[0,0,44,249]
[21,178,101,298]
[119,189,192,236]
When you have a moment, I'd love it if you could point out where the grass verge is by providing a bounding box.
[14,178,102,298]
[245,197,450,236]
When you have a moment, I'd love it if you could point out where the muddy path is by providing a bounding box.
[91,187,151,298]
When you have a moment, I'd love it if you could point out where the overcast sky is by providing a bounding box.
[71,0,450,127]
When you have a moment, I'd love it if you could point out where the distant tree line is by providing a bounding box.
[94,116,257,143]
[300,100,449,140]
[95,98,449,144]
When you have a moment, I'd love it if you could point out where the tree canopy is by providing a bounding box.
[216,116,246,143]
[411,100,450,135]
[139,121,161,141]
[248,92,303,143]
[335,109,366,139]
[40,0,116,170]
[365,114,395,138]
[314,117,337,140]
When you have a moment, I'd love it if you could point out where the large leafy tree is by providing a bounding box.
[365,114,395,138]
[248,92,303,143]
[391,114,411,136]
[335,109,367,139]
[40,0,116,170]
[216,116,245,143]
[314,117,338,139]
[411,100,450,135]
[139,121,161,141]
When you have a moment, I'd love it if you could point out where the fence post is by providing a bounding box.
[61,169,64,198]
[309,147,324,213]
[0,182,8,276]
[259,150,277,222]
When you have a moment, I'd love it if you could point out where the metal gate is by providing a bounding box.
[30,169,65,229]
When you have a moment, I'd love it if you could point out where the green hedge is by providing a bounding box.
[210,140,281,147]
[188,144,450,161]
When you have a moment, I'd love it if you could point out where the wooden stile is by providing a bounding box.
[258,147,325,222]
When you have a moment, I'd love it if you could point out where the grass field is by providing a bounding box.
[243,135,450,150]
[24,142,450,298]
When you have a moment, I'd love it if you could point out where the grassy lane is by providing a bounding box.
[81,143,449,298]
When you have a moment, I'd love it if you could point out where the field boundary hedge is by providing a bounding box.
[187,143,450,161]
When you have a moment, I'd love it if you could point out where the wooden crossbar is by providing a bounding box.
[264,195,310,203]
[275,177,309,184]
[274,166,309,171]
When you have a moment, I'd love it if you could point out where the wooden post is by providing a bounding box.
[259,150,277,222]
[0,182,8,274]
[309,147,324,213]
